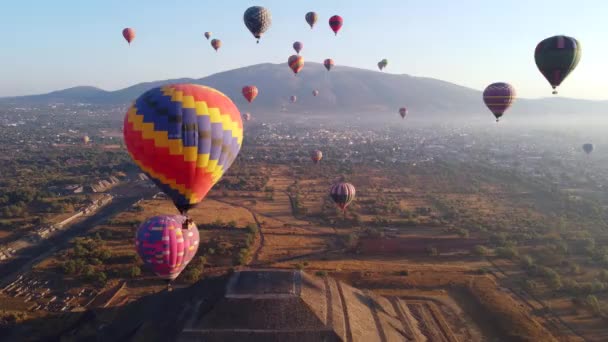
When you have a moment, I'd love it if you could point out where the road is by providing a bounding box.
[0,185,154,289]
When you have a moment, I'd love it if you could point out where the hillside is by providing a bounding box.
[2,63,607,117]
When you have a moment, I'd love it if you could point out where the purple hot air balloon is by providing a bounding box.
[293,41,303,55]
[482,82,516,122]
[135,215,200,284]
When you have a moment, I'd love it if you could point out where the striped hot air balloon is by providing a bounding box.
[483,82,516,122]
[242,85,258,103]
[310,150,322,164]
[135,215,200,283]
[123,84,243,214]
[329,182,356,213]
[288,55,304,75]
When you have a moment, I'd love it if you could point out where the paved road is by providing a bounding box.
[0,189,151,289]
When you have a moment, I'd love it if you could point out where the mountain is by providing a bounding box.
[2,63,607,117]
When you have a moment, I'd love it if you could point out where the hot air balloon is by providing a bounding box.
[290,95,297,103]
[483,82,516,122]
[399,107,407,119]
[244,6,272,43]
[82,135,91,144]
[310,150,322,164]
[378,59,388,71]
[305,12,318,29]
[293,41,303,55]
[535,35,581,94]
[123,84,243,215]
[329,15,343,36]
[135,215,199,286]
[204,32,212,40]
[211,39,221,52]
[288,55,304,75]
[324,58,334,71]
[242,85,258,103]
[330,182,356,217]
[583,143,594,155]
[122,28,135,45]
[243,112,251,121]
[312,90,319,97]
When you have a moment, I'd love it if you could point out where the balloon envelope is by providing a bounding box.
[242,86,258,103]
[483,82,516,121]
[329,15,343,35]
[399,107,407,119]
[290,95,297,103]
[122,28,135,44]
[204,32,212,40]
[211,39,221,51]
[244,6,272,42]
[324,58,334,71]
[243,112,251,121]
[288,55,304,75]
[312,90,319,97]
[123,84,243,213]
[311,150,322,163]
[583,143,594,154]
[135,215,199,280]
[535,35,581,94]
[330,182,355,211]
[293,41,303,54]
[305,12,318,28]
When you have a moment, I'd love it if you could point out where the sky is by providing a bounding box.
[0,0,606,99]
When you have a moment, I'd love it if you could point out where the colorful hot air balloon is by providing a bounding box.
[329,15,343,36]
[305,12,318,29]
[244,6,272,43]
[211,39,222,52]
[399,107,407,119]
[135,215,200,282]
[535,35,581,94]
[122,28,135,45]
[483,82,516,122]
[324,58,334,71]
[123,84,243,214]
[242,85,258,103]
[310,150,322,164]
[204,32,212,40]
[312,89,319,97]
[288,55,304,75]
[293,41,303,55]
[583,143,594,155]
[243,112,251,121]
[82,135,91,144]
[290,95,297,103]
[330,182,356,213]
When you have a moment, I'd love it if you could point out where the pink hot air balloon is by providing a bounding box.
[483,82,516,122]
[293,41,303,54]
[135,215,200,284]
[312,89,319,97]
[122,28,135,45]
[290,95,297,103]
[329,15,343,36]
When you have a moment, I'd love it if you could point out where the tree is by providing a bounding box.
[586,295,602,315]
[94,272,108,286]
[130,266,141,278]
[62,260,77,275]
[472,245,490,257]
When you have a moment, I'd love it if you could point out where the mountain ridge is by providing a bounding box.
[2,63,606,116]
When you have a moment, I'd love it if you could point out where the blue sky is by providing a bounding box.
[0,0,606,99]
